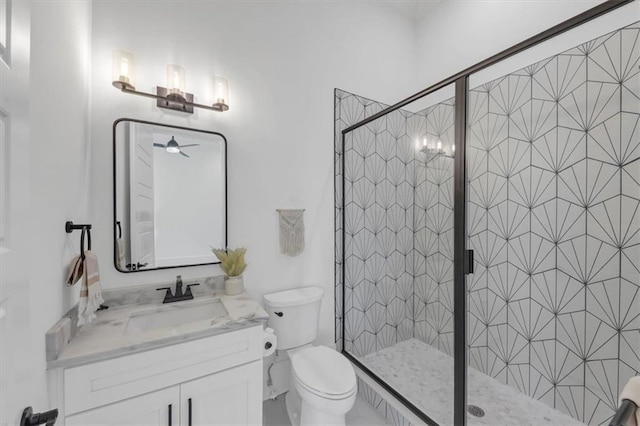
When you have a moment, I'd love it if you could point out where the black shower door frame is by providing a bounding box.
[339,1,636,425]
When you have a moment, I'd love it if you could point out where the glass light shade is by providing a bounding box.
[166,64,186,97]
[112,50,135,89]
[212,76,230,110]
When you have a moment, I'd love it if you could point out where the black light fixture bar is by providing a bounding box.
[116,85,229,113]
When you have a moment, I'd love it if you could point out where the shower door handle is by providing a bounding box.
[465,250,474,274]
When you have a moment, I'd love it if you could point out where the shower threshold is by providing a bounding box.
[360,339,586,426]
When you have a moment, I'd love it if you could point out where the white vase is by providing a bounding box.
[225,275,244,296]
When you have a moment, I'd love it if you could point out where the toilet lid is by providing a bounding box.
[291,346,356,397]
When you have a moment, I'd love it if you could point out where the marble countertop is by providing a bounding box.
[46,283,269,370]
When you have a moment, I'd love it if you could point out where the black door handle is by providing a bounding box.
[188,398,193,426]
[465,249,474,274]
[20,407,58,426]
[168,404,172,426]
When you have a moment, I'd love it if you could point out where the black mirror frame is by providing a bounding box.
[112,117,228,273]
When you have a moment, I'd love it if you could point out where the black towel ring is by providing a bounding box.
[65,221,93,260]
[79,226,92,260]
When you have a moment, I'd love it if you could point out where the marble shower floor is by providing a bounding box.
[360,339,585,426]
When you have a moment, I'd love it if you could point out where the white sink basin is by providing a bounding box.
[124,299,227,334]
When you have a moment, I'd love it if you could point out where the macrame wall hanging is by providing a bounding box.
[277,209,305,257]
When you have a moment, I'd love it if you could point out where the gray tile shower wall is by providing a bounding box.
[464,21,640,425]
[335,19,639,426]
[411,99,456,357]
[357,377,413,426]
[334,89,391,352]
[335,89,417,356]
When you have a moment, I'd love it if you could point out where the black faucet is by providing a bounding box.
[156,275,200,303]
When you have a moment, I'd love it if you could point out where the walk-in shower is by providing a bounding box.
[335,2,639,425]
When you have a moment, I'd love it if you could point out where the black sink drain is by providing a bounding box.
[467,405,485,417]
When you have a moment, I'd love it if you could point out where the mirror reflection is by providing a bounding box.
[113,119,226,272]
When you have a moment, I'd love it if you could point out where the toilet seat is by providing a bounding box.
[294,375,357,401]
[291,346,357,400]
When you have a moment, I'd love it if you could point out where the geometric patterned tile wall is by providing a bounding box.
[335,89,416,357]
[412,97,456,357]
[335,20,639,426]
[334,89,390,353]
[466,20,640,425]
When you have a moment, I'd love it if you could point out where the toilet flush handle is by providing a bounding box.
[274,312,283,317]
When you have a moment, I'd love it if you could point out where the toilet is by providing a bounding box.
[263,287,357,426]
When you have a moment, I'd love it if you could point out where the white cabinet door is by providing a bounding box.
[65,386,179,426]
[180,360,262,426]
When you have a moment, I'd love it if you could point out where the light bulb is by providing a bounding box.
[120,58,129,78]
[173,71,180,89]
[166,64,186,100]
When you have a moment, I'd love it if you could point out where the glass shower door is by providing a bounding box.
[339,84,457,425]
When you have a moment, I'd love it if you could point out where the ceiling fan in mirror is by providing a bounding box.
[153,136,199,158]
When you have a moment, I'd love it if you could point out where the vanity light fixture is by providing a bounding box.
[111,50,230,114]
[418,136,454,158]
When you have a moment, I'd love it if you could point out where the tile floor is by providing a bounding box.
[263,393,390,426]
[360,339,585,426]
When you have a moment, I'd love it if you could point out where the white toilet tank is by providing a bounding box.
[263,287,324,350]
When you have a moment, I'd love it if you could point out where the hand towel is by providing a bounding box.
[620,376,640,426]
[278,209,305,256]
[66,251,104,326]
[116,238,126,270]
[66,254,84,287]
[221,293,269,322]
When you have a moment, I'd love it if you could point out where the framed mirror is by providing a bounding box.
[113,118,227,272]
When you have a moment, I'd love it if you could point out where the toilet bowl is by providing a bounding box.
[263,287,357,426]
[287,345,357,426]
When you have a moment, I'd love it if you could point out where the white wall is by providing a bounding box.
[408,0,640,107]
[90,1,418,345]
[415,0,609,89]
[29,0,92,410]
[88,0,640,348]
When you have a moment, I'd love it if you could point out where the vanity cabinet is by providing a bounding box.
[49,325,264,425]
[65,387,180,425]
[180,361,262,425]
[65,361,261,426]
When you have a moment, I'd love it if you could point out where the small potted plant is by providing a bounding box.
[212,247,247,295]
